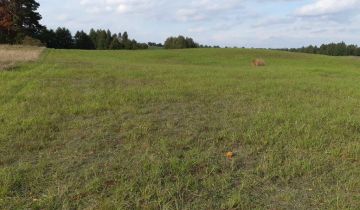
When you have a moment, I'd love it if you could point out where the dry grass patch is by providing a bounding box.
[0,45,45,70]
[252,58,266,67]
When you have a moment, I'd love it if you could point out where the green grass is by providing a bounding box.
[0,48,359,209]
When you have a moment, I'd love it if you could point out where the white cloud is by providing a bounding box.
[38,0,360,47]
[78,0,245,21]
[175,0,244,22]
[295,0,360,16]
[79,0,164,14]
[56,14,71,22]
[188,27,206,33]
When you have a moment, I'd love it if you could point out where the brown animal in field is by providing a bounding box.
[252,59,266,67]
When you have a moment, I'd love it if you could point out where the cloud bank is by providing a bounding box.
[38,0,360,48]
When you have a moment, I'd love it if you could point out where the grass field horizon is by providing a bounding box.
[1,47,359,209]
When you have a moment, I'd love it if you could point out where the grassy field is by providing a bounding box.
[0,47,359,209]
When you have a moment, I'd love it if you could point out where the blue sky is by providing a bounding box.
[37,0,360,48]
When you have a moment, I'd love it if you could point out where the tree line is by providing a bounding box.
[0,0,147,50]
[0,0,210,50]
[148,42,164,48]
[0,0,203,50]
[164,36,199,49]
[163,36,221,49]
[279,42,360,56]
[37,28,149,50]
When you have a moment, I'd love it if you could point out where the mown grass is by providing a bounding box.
[0,48,359,209]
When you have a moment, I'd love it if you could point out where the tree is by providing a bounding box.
[0,0,14,43]
[109,37,123,50]
[1,1,16,43]
[164,35,198,49]
[122,31,133,49]
[304,45,315,54]
[335,42,347,56]
[280,42,360,57]
[185,37,197,48]
[356,48,360,56]
[122,31,128,41]
[347,44,357,56]
[96,30,107,50]
[89,28,97,48]
[164,37,174,49]
[105,29,112,49]
[148,42,163,48]
[319,44,328,55]
[74,30,95,49]
[0,1,12,33]
[130,39,138,49]
[0,0,43,43]
[55,27,73,49]
[137,42,148,49]
[37,27,56,48]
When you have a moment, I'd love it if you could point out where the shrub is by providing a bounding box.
[22,36,44,47]
[164,36,198,49]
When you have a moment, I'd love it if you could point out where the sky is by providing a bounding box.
[37,0,360,48]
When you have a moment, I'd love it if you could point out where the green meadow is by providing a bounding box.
[0,48,359,209]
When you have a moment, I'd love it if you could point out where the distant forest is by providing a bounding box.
[38,28,149,50]
[278,42,360,56]
[0,0,203,50]
[0,0,150,49]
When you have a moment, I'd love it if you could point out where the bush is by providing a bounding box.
[164,36,198,49]
[22,36,44,47]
